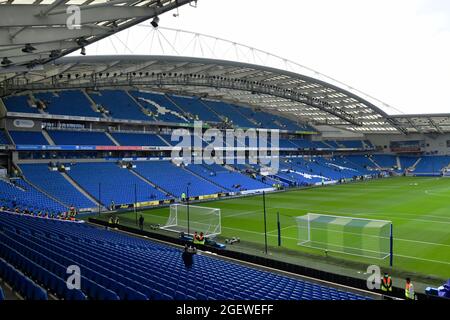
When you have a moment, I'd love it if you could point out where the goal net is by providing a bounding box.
[296,213,392,260]
[162,204,221,237]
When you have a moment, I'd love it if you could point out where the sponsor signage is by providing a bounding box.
[136,200,160,208]
[198,194,219,200]
[13,119,35,128]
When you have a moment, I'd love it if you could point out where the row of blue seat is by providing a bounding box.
[34,90,99,118]
[2,90,315,132]
[0,212,371,300]
[0,257,48,300]
[19,164,96,209]
[0,178,67,214]
[186,164,270,191]
[9,131,49,145]
[0,231,115,300]
[0,130,11,145]
[47,130,115,146]
[66,162,169,206]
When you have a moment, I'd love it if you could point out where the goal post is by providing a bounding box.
[296,213,393,263]
[162,204,221,237]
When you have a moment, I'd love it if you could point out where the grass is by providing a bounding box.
[97,176,450,281]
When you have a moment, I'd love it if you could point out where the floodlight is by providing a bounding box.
[22,43,37,53]
[151,16,160,28]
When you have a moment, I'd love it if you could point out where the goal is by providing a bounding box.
[296,213,393,262]
[162,203,221,237]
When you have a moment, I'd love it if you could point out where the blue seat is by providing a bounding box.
[175,291,187,300]
[0,211,372,301]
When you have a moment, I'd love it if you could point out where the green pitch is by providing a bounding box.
[105,177,450,280]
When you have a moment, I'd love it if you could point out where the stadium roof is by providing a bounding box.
[388,114,450,134]
[0,0,192,69]
[2,54,450,134]
[1,5,449,135]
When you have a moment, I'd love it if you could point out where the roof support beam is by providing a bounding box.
[428,117,444,134]
[0,5,156,27]
[0,27,106,46]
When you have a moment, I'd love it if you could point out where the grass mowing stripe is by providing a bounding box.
[131,176,450,280]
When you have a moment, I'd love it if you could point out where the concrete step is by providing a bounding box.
[129,168,175,198]
[105,131,120,146]
[60,171,103,209]
[42,129,55,145]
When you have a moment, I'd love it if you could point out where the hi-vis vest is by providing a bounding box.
[405,283,414,299]
[381,276,392,292]
[193,234,205,245]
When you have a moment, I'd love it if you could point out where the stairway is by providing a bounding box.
[125,90,154,120]
[129,169,175,198]
[157,134,172,146]
[29,93,48,115]
[22,177,69,208]
[368,157,382,169]
[82,89,108,118]
[182,165,231,191]
[410,158,422,171]
[41,130,55,145]
[396,156,401,170]
[60,172,103,209]
[105,132,120,146]
[198,99,226,122]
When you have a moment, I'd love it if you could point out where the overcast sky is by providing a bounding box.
[93,0,450,115]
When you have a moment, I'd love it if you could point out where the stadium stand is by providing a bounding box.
[0,130,11,145]
[275,159,324,186]
[88,90,149,121]
[413,156,450,175]
[0,258,48,300]
[66,162,169,205]
[337,140,364,149]
[19,164,96,209]
[331,156,373,175]
[202,100,256,128]
[278,139,298,149]
[272,155,380,186]
[158,134,179,146]
[130,91,188,123]
[323,140,340,149]
[399,156,419,170]
[363,140,375,149]
[371,154,398,168]
[0,212,371,300]
[47,130,114,146]
[111,132,169,147]
[289,139,317,149]
[168,95,222,122]
[313,141,332,149]
[33,90,99,118]
[2,95,40,114]
[237,108,292,131]
[9,131,49,145]
[185,163,271,192]
[133,161,224,197]
[342,155,378,170]
[0,178,67,214]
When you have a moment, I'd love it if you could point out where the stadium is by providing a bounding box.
[0,0,449,306]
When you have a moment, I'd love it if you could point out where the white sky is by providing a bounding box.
[96,0,450,115]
